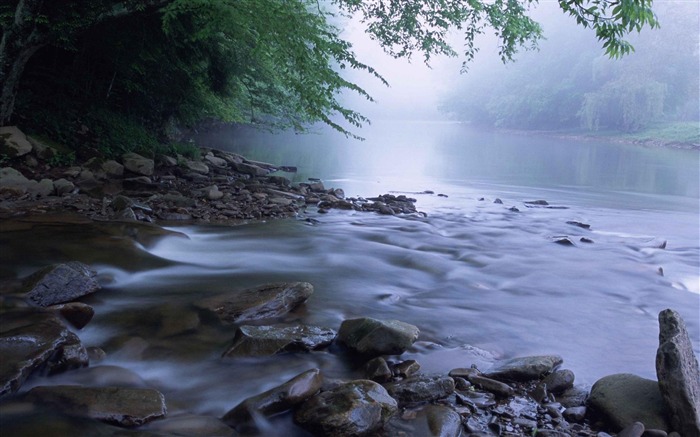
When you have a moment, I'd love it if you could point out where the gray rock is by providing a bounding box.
[0,167,31,195]
[185,160,210,174]
[206,185,224,201]
[384,374,455,406]
[22,261,100,307]
[466,374,515,397]
[391,404,462,437]
[156,154,178,167]
[656,309,700,437]
[337,317,419,357]
[365,357,393,382]
[483,355,563,381]
[231,161,268,177]
[121,152,154,176]
[294,379,397,436]
[0,126,32,157]
[53,178,75,195]
[563,406,587,422]
[0,311,88,396]
[540,369,576,395]
[618,421,645,437]
[222,324,336,357]
[23,385,166,427]
[558,385,589,407]
[111,195,134,211]
[204,153,228,168]
[101,160,124,178]
[394,359,421,378]
[196,282,314,324]
[35,178,54,197]
[223,368,322,432]
[588,373,670,432]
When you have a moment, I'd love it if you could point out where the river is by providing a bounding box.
[5,121,700,433]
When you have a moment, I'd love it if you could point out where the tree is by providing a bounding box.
[1,0,658,136]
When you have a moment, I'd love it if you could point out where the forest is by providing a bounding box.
[1,0,660,156]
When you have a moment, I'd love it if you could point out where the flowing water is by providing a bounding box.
[2,122,699,432]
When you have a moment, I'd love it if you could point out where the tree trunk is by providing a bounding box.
[0,0,46,125]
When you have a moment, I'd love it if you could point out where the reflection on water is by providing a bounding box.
[4,122,699,428]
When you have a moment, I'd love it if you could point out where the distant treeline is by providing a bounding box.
[440,3,699,134]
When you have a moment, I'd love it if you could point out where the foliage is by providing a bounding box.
[440,3,699,134]
[2,0,663,148]
[46,151,77,167]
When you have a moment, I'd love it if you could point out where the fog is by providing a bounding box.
[336,1,700,130]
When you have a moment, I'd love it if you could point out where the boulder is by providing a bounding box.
[23,385,166,427]
[231,161,269,177]
[384,375,455,406]
[539,369,575,395]
[203,153,228,168]
[22,261,100,307]
[656,309,700,437]
[196,282,313,324]
[49,302,95,329]
[185,160,209,174]
[53,178,75,195]
[588,373,670,431]
[222,324,336,357]
[337,317,419,357]
[101,160,124,178]
[121,152,154,176]
[483,355,563,382]
[0,310,88,396]
[0,126,32,157]
[222,368,322,432]
[294,379,398,436]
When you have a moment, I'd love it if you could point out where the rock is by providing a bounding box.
[618,422,646,437]
[203,153,228,168]
[121,152,154,176]
[540,369,576,395]
[222,324,336,357]
[554,237,575,246]
[558,385,589,407]
[231,161,268,177]
[394,359,421,378]
[391,404,462,437]
[53,178,75,195]
[384,374,455,406]
[494,198,503,204]
[588,373,670,432]
[308,181,325,192]
[196,282,314,324]
[483,355,563,382]
[655,309,700,437]
[87,347,107,363]
[101,160,124,178]
[466,374,515,397]
[365,357,393,383]
[294,379,398,436]
[222,368,322,432]
[337,317,419,357]
[49,302,95,329]
[22,261,100,307]
[0,310,88,396]
[564,406,587,422]
[147,413,236,436]
[111,195,134,211]
[185,160,210,174]
[567,221,591,229]
[525,200,549,205]
[0,167,31,195]
[0,126,32,157]
[156,154,178,167]
[35,179,54,197]
[206,185,224,201]
[23,385,166,427]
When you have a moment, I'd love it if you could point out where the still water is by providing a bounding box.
[7,122,700,429]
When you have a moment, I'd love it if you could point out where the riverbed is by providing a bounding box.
[3,121,699,432]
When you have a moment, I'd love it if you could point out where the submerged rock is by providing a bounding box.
[196,282,313,324]
[222,324,336,357]
[0,311,88,396]
[337,317,419,357]
[146,413,235,436]
[294,379,398,436]
[49,302,95,329]
[483,355,563,382]
[656,309,700,437]
[222,368,322,432]
[588,373,670,432]
[22,385,166,427]
[22,261,100,307]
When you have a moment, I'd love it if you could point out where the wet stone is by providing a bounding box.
[196,282,314,324]
[22,261,100,307]
[222,324,336,357]
[294,379,397,437]
[22,385,166,427]
[484,355,563,382]
[146,413,236,436]
[563,406,587,423]
[540,369,576,395]
[365,357,393,383]
[337,317,419,357]
[394,359,421,378]
[384,374,455,406]
[223,368,322,433]
[49,302,95,329]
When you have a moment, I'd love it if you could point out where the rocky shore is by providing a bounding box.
[2,126,700,436]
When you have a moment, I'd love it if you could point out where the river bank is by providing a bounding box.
[1,125,699,436]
